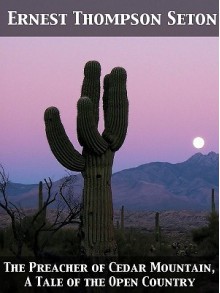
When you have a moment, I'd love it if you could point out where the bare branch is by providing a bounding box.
[0,165,81,258]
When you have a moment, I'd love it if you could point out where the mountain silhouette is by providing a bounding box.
[112,152,218,210]
[4,152,219,211]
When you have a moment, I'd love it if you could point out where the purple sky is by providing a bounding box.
[0,37,218,183]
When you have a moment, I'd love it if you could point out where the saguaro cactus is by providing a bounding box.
[38,181,43,211]
[38,181,46,224]
[121,205,124,233]
[211,188,215,213]
[155,212,160,243]
[44,61,128,256]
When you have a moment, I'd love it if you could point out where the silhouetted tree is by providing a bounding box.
[0,165,81,258]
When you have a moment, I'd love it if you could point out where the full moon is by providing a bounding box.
[193,137,205,149]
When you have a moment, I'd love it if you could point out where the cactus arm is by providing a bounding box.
[81,61,101,127]
[102,67,129,151]
[103,74,110,128]
[77,97,108,155]
[44,107,85,172]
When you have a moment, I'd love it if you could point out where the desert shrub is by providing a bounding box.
[45,228,80,256]
[115,228,172,257]
[192,212,219,257]
[116,228,149,256]
[0,229,5,250]
[0,221,80,257]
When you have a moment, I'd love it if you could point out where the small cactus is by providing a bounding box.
[211,188,216,213]
[38,181,43,211]
[155,212,161,245]
[37,181,46,225]
[121,205,124,233]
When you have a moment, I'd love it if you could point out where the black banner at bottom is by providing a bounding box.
[0,256,218,293]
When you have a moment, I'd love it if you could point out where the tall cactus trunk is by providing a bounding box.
[81,150,117,256]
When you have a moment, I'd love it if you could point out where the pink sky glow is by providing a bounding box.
[0,37,218,183]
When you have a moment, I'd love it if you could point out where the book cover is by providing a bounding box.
[0,0,218,292]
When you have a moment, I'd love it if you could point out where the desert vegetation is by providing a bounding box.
[0,61,218,292]
[0,203,218,260]
[0,164,81,258]
[0,167,218,292]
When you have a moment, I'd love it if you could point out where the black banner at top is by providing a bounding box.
[0,0,218,37]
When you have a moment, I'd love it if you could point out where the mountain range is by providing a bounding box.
[4,152,219,211]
